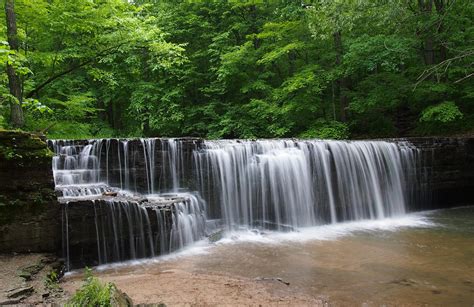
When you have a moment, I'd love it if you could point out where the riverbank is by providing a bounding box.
[59,207,474,306]
[0,253,65,305]
[62,267,324,306]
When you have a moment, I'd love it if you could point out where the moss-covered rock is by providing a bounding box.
[0,129,53,163]
[0,130,60,253]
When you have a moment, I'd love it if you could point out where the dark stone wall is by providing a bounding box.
[0,130,60,253]
[408,137,474,209]
[63,199,173,269]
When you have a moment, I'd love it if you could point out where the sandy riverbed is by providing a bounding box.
[61,208,474,306]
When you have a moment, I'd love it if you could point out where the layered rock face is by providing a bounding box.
[1,132,473,263]
[62,198,174,269]
[0,130,60,253]
[409,137,474,209]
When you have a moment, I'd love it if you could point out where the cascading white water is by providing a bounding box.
[49,139,207,269]
[50,140,105,197]
[49,138,188,196]
[50,137,421,268]
[169,194,207,250]
[194,139,419,230]
[92,199,156,264]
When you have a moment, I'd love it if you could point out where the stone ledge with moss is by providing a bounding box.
[0,130,60,253]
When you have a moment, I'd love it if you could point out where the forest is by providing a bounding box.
[0,0,473,139]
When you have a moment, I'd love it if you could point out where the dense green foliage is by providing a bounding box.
[1,0,473,139]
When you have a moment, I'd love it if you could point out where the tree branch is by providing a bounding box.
[454,72,474,84]
[413,49,474,90]
[26,42,128,98]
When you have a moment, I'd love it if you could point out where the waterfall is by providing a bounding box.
[168,138,184,191]
[169,194,207,250]
[50,140,105,196]
[194,139,419,229]
[92,199,157,264]
[49,138,421,269]
[49,139,207,269]
[140,138,156,194]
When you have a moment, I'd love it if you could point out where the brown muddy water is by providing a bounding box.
[63,207,474,306]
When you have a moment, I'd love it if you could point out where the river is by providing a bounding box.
[62,206,474,305]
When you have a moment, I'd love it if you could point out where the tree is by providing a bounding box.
[4,0,24,128]
[0,0,472,138]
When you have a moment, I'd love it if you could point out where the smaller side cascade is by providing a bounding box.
[49,139,206,270]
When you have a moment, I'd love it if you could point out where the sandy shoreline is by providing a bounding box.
[62,267,325,306]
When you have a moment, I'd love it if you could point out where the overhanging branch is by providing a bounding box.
[413,49,474,90]
[26,42,129,98]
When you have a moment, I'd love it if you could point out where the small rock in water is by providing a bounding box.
[208,230,224,243]
[250,229,260,235]
[103,191,118,197]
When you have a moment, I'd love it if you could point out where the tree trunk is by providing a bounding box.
[434,0,447,62]
[288,51,296,76]
[333,30,349,122]
[5,0,24,128]
[418,0,436,65]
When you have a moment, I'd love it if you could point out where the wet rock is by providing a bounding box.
[0,298,22,305]
[208,229,224,243]
[408,137,474,209]
[6,286,34,298]
[18,263,45,281]
[103,191,118,197]
[18,271,32,281]
[110,286,133,306]
[62,198,175,269]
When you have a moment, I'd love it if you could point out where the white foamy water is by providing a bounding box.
[64,212,434,276]
[84,239,212,273]
[216,213,435,245]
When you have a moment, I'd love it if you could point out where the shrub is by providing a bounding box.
[68,268,115,307]
[299,120,350,140]
[420,101,463,123]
